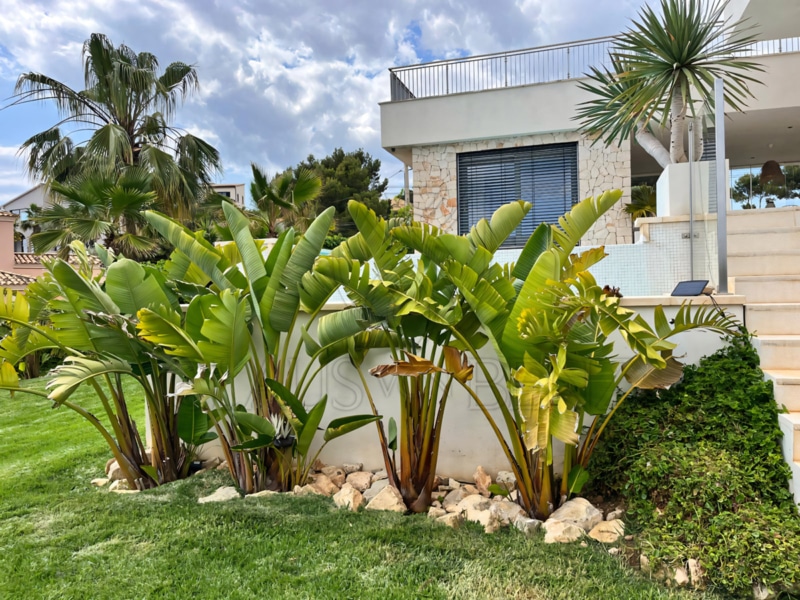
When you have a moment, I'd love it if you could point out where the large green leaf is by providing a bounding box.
[265,377,308,428]
[47,356,133,404]
[467,200,531,253]
[177,396,218,446]
[295,395,327,458]
[323,414,382,442]
[221,201,268,301]
[185,290,251,378]
[105,258,171,314]
[137,305,204,362]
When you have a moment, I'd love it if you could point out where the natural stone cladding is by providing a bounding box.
[411,132,632,246]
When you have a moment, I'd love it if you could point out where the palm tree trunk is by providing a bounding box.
[670,92,688,164]
[635,123,672,169]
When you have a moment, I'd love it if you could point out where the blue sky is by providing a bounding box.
[0,0,646,203]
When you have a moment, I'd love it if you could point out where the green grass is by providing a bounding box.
[0,379,722,600]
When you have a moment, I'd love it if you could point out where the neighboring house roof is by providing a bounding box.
[14,252,103,267]
[0,210,15,218]
[0,270,36,287]
[1,183,47,211]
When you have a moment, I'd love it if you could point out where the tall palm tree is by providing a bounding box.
[576,0,762,169]
[5,33,221,220]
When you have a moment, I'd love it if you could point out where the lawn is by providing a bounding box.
[0,378,722,600]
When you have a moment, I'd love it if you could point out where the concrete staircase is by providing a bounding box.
[728,207,800,506]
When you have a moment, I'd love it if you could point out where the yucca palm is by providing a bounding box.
[576,0,762,169]
[5,33,221,220]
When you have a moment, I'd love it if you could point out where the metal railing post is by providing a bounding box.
[715,78,729,294]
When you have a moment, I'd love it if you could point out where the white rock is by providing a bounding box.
[333,483,364,511]
[606,508,624,521]
[363,479,390,502]
[216,460,228,471]
[198,486,240,503]
[462,484,479,496]
[321,466,346,487]
[110,488,140,494]
[456,494,492,521]
[674,567,689,587]
[436,512,464,529]
[106,460,124,482]
[365,485,406,513]
[473,466,492,497]
[342,463,363,474]
[345,471,373,493]
[495,470,517,491]
[372,469,388,481]
[588,519,625,543]
[490,500,526,525]
[640,554,651,573]
[293,484,324,496]
[91,478,109,487]
[549,497,603,532]
[447,478,461,489]
[514,516,542,537]
[307,474,340,497]
[543,519,584,543]
[687,558,704,587]
[753,583,777,600]
[427,507,447,520]
[246,490,278,498]
[608,547,620,556]
[108,479,130,491]
[442,488,468,512]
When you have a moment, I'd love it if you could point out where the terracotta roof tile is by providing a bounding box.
[14,252,102,266]
[0,210,16,218]
[0,270,36,287]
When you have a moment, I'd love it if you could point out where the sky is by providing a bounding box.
[0,0,647,204]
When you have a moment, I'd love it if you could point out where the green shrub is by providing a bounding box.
[590,335,800,597]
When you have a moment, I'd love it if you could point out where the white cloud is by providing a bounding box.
[0,0,647,202]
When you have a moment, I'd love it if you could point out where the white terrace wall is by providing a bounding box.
[201,296,743,481]
[411,132,632,247]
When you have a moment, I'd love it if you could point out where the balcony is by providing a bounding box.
[388,35,800,102]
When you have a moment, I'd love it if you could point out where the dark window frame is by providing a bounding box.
[456,142,579,248]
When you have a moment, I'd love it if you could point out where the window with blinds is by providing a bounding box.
[457,142,579,247]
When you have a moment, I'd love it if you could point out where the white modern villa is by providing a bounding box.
[379,0,800,504]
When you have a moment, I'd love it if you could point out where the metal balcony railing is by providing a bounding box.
[388,35,800,102]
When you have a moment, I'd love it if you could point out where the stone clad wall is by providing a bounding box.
[412,132,632,246]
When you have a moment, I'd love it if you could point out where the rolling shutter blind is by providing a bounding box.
[457,143,579,247]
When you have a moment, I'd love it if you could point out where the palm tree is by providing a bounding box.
[249,163,322,237]
[29,167,159,259]
[4,33,221,220]
[576,0,762,169]
[625,184,657,220]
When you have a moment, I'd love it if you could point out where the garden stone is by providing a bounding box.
[198,486,240,503]
[365,485,405,513]
[640,555,651,573]
[606,508,624,521]
[342,463,362,474]
[321,466,346,488]
[346,471,373,492]
[462,484,479,496]
[246,490,278,498]
[753,583,777,600]
[549,497,602,532]
[495,470,516,491]
[111,488,140,494]
[294,484,325,496]
[91,478,109,487]
[514,516,542,537]
[108,479,130,491]
[447,478,461,489]
[687,559,704,587]
[106,460,124,481]
[608,547,620,556]
[490,500,526,525]
[216,460,228,471]
[308,474,340,496]
[543,519,584,543]
[674,567,689,587]
[473,466,492,497]
[442,488,468,512]
[428,507,447,519]
[363,479,389,503]
[456,494,491,521]
[203,457,221,469]
[333,483,364,512]
[588,519,625,543]
[437,512,464,529]
[431,500,442,508]
[372,469,388,481]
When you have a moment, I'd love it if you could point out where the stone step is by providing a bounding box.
[732,275,800,303]
[764,370,800,412]
[753,335,800,370]
[746,304,800,335]
[729,249,800,277]
[727,207,800,232]
[728,228,800,252]
[779,412,800,463]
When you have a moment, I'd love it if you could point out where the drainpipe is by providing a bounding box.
[689,120,695,280]
[404,164,410,205]
[715,78,729,294]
